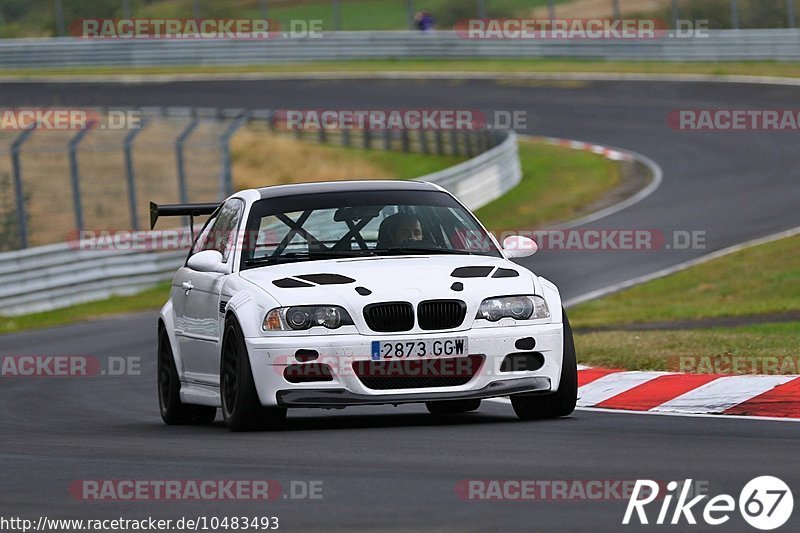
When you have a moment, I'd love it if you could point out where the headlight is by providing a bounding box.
[263,306,354,331]
[476,295,550,322]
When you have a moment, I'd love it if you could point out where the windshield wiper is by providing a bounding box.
[245,250,375,266]
[376,247,475,256]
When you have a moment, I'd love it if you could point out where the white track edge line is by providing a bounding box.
[484,398,800,423]
[6,71,800,85]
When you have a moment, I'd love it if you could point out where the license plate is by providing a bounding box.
[371,337,468,361]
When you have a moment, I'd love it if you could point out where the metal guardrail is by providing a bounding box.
[2,30,800,67]
[0,124,521,316]
[0,243,185,316]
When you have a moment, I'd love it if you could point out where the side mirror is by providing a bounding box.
[502,235,537,258]
[187,250,226,273]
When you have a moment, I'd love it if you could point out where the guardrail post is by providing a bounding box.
[333,0,343,31]
[464,132,475,158]
[342,128,351,147]
[612,0,620,20]
[363,129,372,150]
[10,127,36,249]
[671,0,679,28]
[477,0,487,19]
[68,126,92,234]
[449,130,460,156]
[220,112,250,198]
[123,117,147,230]
[789,0,796,28]
[435,130,444,155]
[419,130,429,154]
[400,130,410,153]
[53,0,66,36]
[382,130,391,150]
[547,0,555,19]
[730,0,739,29]
[260,0,268,18]
[175,116,199,204]
[123,0,132,18]
[406,0,415,29]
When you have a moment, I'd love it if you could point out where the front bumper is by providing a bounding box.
[276,377,551,407]
[245,323,563,407]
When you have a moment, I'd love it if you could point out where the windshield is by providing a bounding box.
[240,189,500,269]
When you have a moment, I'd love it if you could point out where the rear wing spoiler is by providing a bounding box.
[149,201,220,240]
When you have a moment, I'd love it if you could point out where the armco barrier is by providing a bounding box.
[0,126,521,316]
[1,30,800,67]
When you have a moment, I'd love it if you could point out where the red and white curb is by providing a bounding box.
[575,366,800,421]
[488,366,800,421]
[529,136,635,162]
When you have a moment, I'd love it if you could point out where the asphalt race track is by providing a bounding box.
[1,77,799,531]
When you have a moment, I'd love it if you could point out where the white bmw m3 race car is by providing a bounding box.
[153,180,577,431]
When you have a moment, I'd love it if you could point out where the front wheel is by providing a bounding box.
[511,309,577,420]
[220,316,287,432]
[158,327,217,425]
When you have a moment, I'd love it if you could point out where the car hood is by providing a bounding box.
[238,254,540,308]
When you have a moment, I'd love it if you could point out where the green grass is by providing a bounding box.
[353,148,467,178]
[0,0,562,37]
[571,234,800,329]
[571,234,800,373]
[6,59,800,79]
[0,138,621,335]
[0,282,172,335]
[234,0,560,31]
[476,139,621,231]
[575,322,800,373]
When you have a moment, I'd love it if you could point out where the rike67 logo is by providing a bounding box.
[624,477,793,530]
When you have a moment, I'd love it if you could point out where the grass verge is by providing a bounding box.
[0,137,621,334]
[5,59,800,79]
[232,128,466,188]
[476,139,621,231]
[571,234,800,373]
[0,283,171,335]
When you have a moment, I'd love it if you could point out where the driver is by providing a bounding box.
[377,213,423,247]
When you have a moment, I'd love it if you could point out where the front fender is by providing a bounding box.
[538,276,564,324]
[223,288,279,339]
[158,299,186,377]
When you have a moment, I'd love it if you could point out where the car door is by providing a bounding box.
[171,212,217,380]
[178,199,244,385]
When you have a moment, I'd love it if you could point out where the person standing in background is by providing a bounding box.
[414,9,436,31]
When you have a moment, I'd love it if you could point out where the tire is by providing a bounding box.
[220,315,287,432]
[511,308,577,420]
[158,327,217,425]
[426,399,481,415]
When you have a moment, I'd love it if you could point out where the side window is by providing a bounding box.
[190,215,218,256]
[201,199,244,263]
